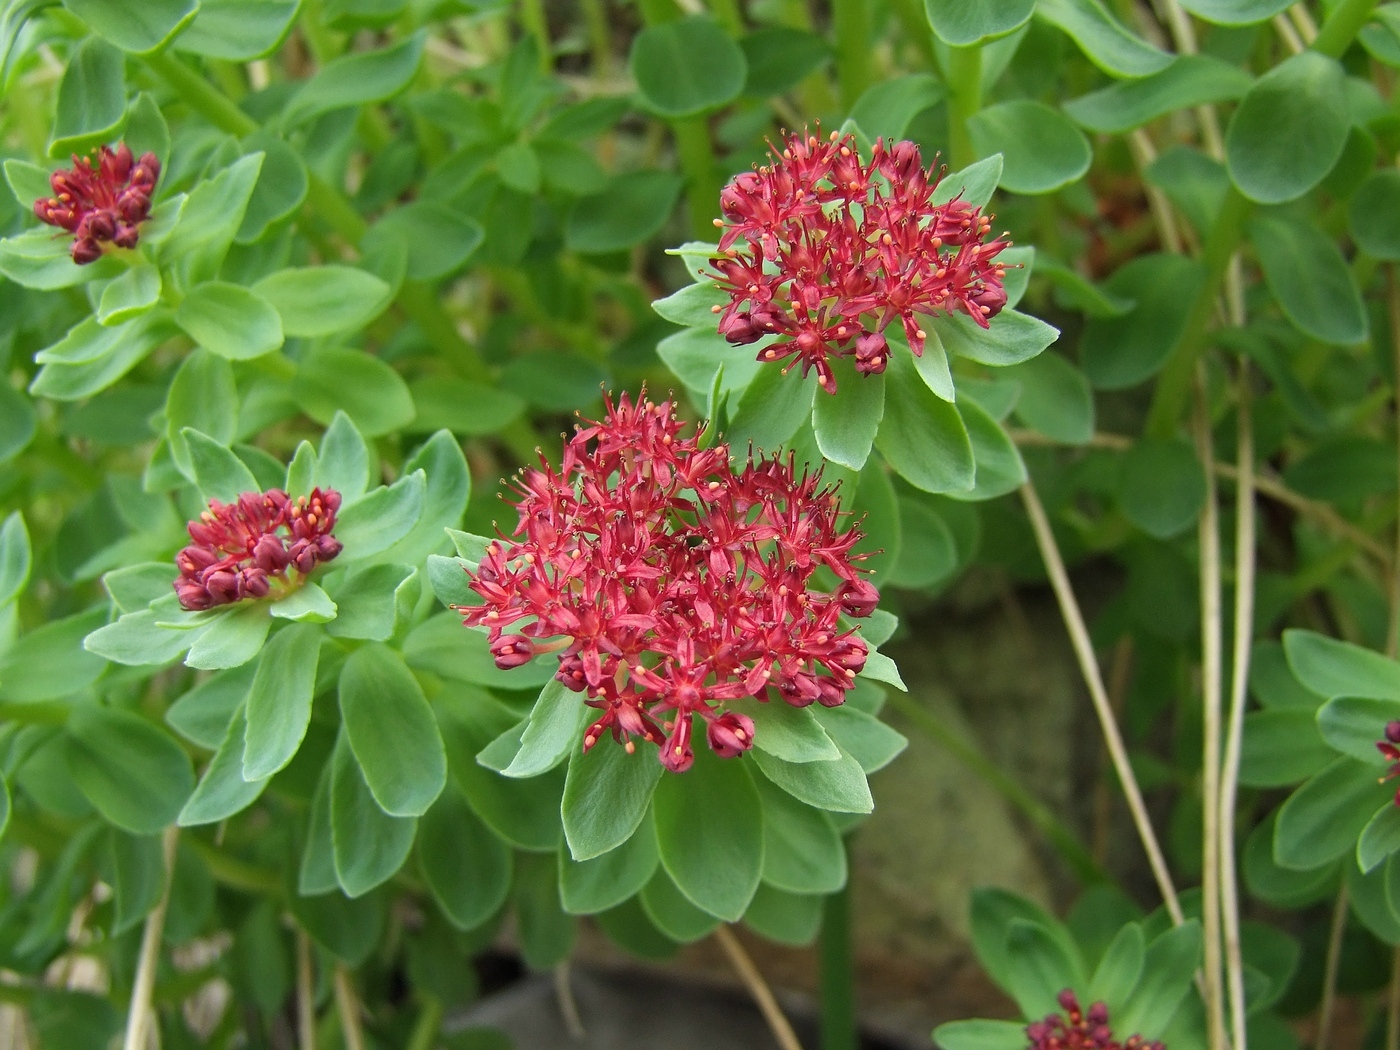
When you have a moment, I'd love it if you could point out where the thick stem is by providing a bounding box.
[296,929,317,1050]
[517,0,553,71]
[405,995,444,1050]
[333,967,366,1050]
[884,691,1106,884]
[831,0,872,111]
[673,118,722,240]
[123,828,179,1050]
[944,45,983,170]
[1192,375,1228,1050]
[1219,362,1254,1050]
[713,925,805,1050]
[1020,482,1186,926]
[1312,0,1379,57]
[1317,884,1350,1050]
[818,871,855,1050]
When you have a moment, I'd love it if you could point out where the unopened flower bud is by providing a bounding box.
[706,712,755,758]
[490,635,536,670]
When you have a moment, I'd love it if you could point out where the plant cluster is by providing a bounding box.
[1,0,1400,1049]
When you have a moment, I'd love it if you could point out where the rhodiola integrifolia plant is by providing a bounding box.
[3,1,1400,1048]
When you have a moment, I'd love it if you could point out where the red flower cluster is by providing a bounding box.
[34,144,160,264]
[1027,991,1164,1050]
[175,489,343,611]
[1380,720,1400,805]
[459,392,876,773]
[708,129,1011,394]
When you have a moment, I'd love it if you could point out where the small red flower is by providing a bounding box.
[1380,720,1400,805]
[459,391,876,772]
[708,129,1011,394]
[1026,990,1164,1050]
[174,488,343,611]
[34,144,160,264]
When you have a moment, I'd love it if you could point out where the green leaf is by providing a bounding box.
[654,748,763,921]
[407,378,525,436]
[375,430,471,566]
[743,883,823,946]
[513,851,577,968]
[628,16,746,118]
[560,816,660,914]
[924,0,1035,45]
[639,867,718,942]
[651,282,727,327]
[418,787,511,930]
[167,349,236,478]
[1283,629,1400,701]
[1008,353,1094,444]
[85,609,203,667]
[184,602,272,671]
[62,0,198,52]
[66,705,193,834]
[0,608,107,702]
[329,731,417,896]
[122,91,169,164]
[106,830,164,934]
[0,384,36,466]
[952,396,1026,501]
[2,159,50,209]
[1274,757,1394,869]
[335,471,425,558]
[49,37,126,157]
[180,429,259,504]
[1359,805,1400,873]
[270,584,336,623]
[236,133,309,243]
[848,74,944,142]
[1081,253,1203,389]
[241,623,320,781]
[814,706,907,774]
[254,266,392,338]
[180,707,269,825]
[1088,922,1144,1010]
[565,171,684,253]
[755,777,846,894]
[1178,0,1291,24]
[930,1020,1028,1050]
[1249,214,1368,346]
[1115,922,1203,1037]
[934,155,1004,210]
[176,0,301,60]
[176,282,285,360]
[726,363,817,454]
[96,265,161,326]
[562,739,665,861]
[339,643,446,817]
[1317,697,1400,764]
[404,614,557,690]
[1244,812,1338,908]
[966,101,1091,195]
[1224,52,1349,205]
[157,154,264,290]
[935,309,1059,368]
[1003,918,1082,1017]
[372,203,483,281]
[1035,0,1172,76]
[1064,55,1253,133]
[1238,709,1333,787]
[740,27,831,98]
[293,348,414,438]
[751,747,873,814]
[1348,169,1400,261]
[29,312,175,400]
[1115,438,1205,539]
[875,349,974,494]
[284,31,425,125]
[289,886,385,965]
[729,697,840,764]
[0,512,32,607]
[166,663,253,748]
[891,499,958,588]
[0,228,112,291]
[500,679,586,779]
[813,362,884,471]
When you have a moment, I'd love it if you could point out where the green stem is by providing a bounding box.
[831,0,872,112]
[0,701,68,725]
[143,52,258,136]
[518,0,553,71]
[707,0,744,35]
[1145,186,1252,438]
[405,995,444,1050]
[674,118,721,240]
[944,45,983,169]
[1312,0,1378,56]
[820,860,857,1050]
[884,691,1107,885]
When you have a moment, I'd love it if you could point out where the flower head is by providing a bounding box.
[459,391,876,772]
[175,488,342,611]
[34,144,160,264]
[1026,990,1164,1050]
[708,129,1011,394]
[1380,720,1400,805]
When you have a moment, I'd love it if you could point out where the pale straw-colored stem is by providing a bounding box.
[714,925,804,1050]
[554,961,585,1040]
[1219,361,1255,1050]
[123,827,179,1050]
[296,929,317,1050]
[1193,374,1228,1050]
[334,966,366,1050]
[1289,2,1320,42]
[1272,13,1306,52]
[1128,130,1183,254]
[1317,884,1350,1050]
[1019,481,1186,926]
